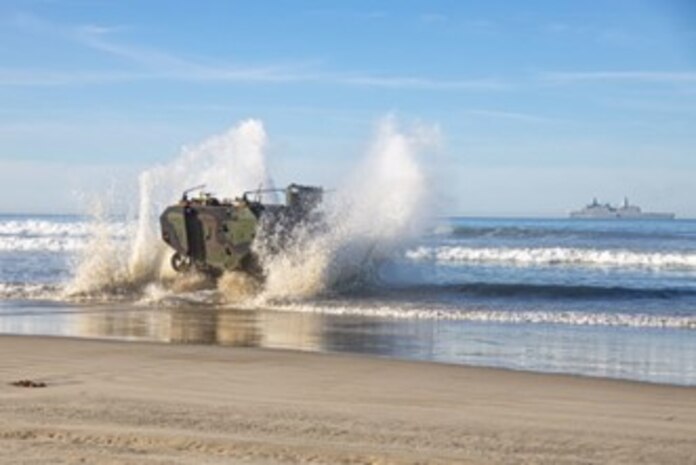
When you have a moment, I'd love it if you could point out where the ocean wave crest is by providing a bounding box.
[0,283,62,300]
[0,236,88,252]
[269,302,696,330]
[0,219,91,237]
[406,246,696,270]
[0,219,130,252]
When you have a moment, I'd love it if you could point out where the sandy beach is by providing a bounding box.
[1,335,694,464]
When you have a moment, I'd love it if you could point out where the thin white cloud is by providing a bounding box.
[543,71,696,84]
[0,69,152,86]
[464,109,560,124]
[420,13,448,24]
[76,24,506,89]
[460,19,497,33]
[8,11,308,81]
[333,75,508,90]
[0,66,509,91]
[303,9,388,21]
[545,22,573,34]
[4,12,507,91]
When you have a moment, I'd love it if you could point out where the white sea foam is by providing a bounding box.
[127,119,272,286]
[406,246,696,270]
[0,282,61,300]
[258,117,440,300]
[268,302,696,330]
[65,119,271,298]
[0,236,85,252]
[0,219,129,252]
[0,219,90,237]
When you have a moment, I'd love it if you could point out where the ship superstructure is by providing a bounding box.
[570,198,675,220]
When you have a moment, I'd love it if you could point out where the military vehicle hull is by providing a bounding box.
[160,184,322,278]
[160,204,260,276]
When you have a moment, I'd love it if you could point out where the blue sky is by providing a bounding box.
[0,0,695,216]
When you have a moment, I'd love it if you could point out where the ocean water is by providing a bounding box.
[2,213,695,385]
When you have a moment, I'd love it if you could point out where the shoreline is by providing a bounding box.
[2,300,695,387]
[2,335,695,464]
[1,331,694,389]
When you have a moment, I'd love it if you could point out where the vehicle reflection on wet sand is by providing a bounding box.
[0,302,409,356]
[2,300,695,385]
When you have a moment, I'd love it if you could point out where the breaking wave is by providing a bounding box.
[258,117,439,300]
[406,246,696,270]
[0,218,90,236]
[268,302,696,330]
[0,218,129,252]
[65,119,271,298]
[60,116,439,302]
[0,236,85,252]
[0,283,62,301]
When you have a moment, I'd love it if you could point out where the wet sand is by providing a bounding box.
[1,335,695,464]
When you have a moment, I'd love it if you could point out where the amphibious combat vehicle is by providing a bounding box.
[160,184,323,277]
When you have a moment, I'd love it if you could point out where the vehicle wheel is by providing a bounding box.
[240,253,264,280]
[171,252,192,272]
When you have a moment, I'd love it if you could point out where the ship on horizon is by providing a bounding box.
[570,197,675,220]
